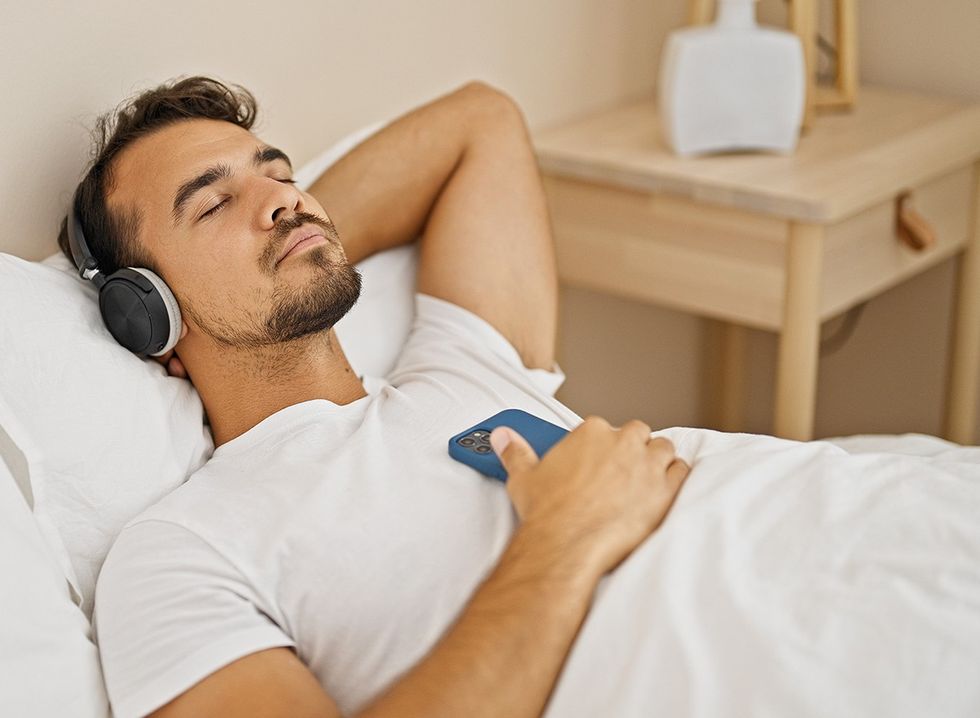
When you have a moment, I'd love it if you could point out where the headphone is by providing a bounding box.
[66,188,183,357]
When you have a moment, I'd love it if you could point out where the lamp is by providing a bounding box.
[688,0,858,128]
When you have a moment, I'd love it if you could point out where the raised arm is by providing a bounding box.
[307,81,558,370]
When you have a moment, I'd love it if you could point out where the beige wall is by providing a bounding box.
[0,0,670,262]
[1,0,977,442]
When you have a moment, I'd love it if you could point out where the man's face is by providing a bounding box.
[108,118,361,349]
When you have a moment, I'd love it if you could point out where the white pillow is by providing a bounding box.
[0,397,109,718]
[1,122,418,619]
[0,252,213,619]
[294,118,418,378]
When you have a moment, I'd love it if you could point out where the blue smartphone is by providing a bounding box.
[448,408,570,482]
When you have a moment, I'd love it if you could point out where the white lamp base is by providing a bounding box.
[658,3,805,157]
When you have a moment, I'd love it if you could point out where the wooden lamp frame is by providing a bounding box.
[687,0,858,128]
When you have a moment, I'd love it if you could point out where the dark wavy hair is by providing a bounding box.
[57,76,258,275]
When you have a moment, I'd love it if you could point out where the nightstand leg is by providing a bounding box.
[719,323,747,432]
[944,163,980,445]
[774,222,825,441]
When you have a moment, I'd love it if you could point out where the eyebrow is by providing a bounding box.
[171,145,293,226]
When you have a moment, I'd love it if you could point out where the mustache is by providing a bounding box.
[262,211,339,269]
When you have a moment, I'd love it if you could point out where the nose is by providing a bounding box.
[255,176,305,229]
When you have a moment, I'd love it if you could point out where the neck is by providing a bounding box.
[180,328,367,447]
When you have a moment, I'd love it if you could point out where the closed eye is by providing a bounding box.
[199,178,297,221]
[200,198,228,219]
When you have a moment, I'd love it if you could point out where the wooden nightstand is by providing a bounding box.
[533,87,980,442]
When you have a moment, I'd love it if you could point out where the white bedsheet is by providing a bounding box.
[544,428,980,717]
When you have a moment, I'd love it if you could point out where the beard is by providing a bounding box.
[263,246,362,345]
[185,213,364,349]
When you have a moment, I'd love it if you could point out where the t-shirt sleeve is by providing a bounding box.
[94,520,295,718]
[389,293,566,398]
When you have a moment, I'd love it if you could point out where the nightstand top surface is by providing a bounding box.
[533,86,980,223]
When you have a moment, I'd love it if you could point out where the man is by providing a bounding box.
[74,76,691,718]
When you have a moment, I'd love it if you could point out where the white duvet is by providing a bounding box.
[544,428,980,717]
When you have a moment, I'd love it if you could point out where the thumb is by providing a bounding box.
[490,427,539,476]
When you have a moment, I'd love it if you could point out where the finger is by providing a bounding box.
[490,427,539,476]
[650,459,691,526]
[620,419,652,441]
[665,458,691,489]
[579,415,612,434]
[153,349,174,366]
[646,437,676,467]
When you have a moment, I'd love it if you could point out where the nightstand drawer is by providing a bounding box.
[543,164,975,330]
[542,174,788,330]
[820,164,975,318]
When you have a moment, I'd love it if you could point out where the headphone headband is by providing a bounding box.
[66,188,106,289]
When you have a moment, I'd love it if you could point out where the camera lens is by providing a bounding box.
[459,437,476,447]
[475,445,492,454]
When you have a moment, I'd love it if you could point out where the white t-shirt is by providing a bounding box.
[95,293,580,718]
[96,294,980,718]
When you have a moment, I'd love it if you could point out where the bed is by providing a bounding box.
[3,120,980,717]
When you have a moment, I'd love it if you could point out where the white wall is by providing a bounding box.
[1,0,977,442]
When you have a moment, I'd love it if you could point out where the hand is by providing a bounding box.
[153,349,189,379]
[152,323,190,379]
[490,416,690,578]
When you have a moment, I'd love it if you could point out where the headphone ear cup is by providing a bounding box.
[131,268,183,356]
[98,268,183,357]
